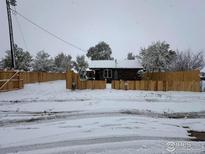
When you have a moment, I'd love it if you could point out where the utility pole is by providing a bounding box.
[6,0,16,69]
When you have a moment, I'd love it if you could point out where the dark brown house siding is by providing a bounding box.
[89,68,142,83]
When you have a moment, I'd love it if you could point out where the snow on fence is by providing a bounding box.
[66,71,106,90]
[0,71,66,92]
[112,70,200,92]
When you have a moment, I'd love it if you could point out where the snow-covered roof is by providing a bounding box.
[89,60,142,69]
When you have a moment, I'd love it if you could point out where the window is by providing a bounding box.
[103,69,112,78]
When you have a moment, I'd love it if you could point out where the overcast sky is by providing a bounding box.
[0,0,205,60]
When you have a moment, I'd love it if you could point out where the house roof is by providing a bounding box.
[89,60,142,69]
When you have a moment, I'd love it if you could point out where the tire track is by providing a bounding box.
[0,135,189,154]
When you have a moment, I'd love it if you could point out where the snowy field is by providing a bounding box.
[0,80,205,153]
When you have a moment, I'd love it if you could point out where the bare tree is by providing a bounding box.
[170,50,205,71]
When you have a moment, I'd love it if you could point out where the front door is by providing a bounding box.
[103,69,112,83]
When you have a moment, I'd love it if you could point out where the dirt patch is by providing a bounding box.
[0,111,80,127]
[0,99,90,106]
[188,130,205,141]
[165,112,205,119]
[120,110,205,119]
[182,126,190,129]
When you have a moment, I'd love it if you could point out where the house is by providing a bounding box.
[200,68,205,92]
[200,67,205,80]
[87,60,143,83]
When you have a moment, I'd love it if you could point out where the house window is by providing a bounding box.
[103,69,112,78]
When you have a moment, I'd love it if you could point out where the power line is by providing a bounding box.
[13,6,28,51]
[0,10,5,28]
[11,9,87,53]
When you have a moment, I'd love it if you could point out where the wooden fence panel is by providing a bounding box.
[112,80,120,89]
[156,81,163,91]
[120,80,125,90]
[144,70,200,82]
[139,81,145,90]
[66,71,106,90]
[135,81,140,90]
[172,81,181,91]
[81,81,87,89]
[145,80,150,90]
[142,70,200,92]
[77,75,81,89]
[112,81,115,89]
[86,80,93,89]
[186,70,200,81]
[148,80,157,91]
[1,71,65,92]
[192,81,200,92]
[66,71,73,89]
[112,70,200,92]
[183,81,191,92]
[93,81,99,89]
[115,81,120,89]
[21,72,65,84]
[93,81,106,89]
[128,81,135,90]
[0,71,24,92]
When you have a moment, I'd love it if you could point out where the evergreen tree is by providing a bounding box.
[32,50,54,72]
[1,44,32,71]
[139,41,176,72]
[73,55,88,79]
[54,52,72,72]
[87,41,113,60]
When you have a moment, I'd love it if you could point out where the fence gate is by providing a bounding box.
[0,71,24,92]
[66,71,106,90]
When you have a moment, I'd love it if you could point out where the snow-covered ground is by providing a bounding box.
[0,80,205,153]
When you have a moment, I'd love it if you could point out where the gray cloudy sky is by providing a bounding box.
[0,0,205,60]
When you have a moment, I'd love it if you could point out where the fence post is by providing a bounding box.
[112,80,115,89]
[66,71,73,89]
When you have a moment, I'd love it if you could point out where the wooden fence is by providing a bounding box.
[0,71,66,92]
[66,71,106,90]
[0,71,24,92]
[1,70,200,92]
[112,70,200,92]
[22,72,65,83]
[143,70,200,82]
